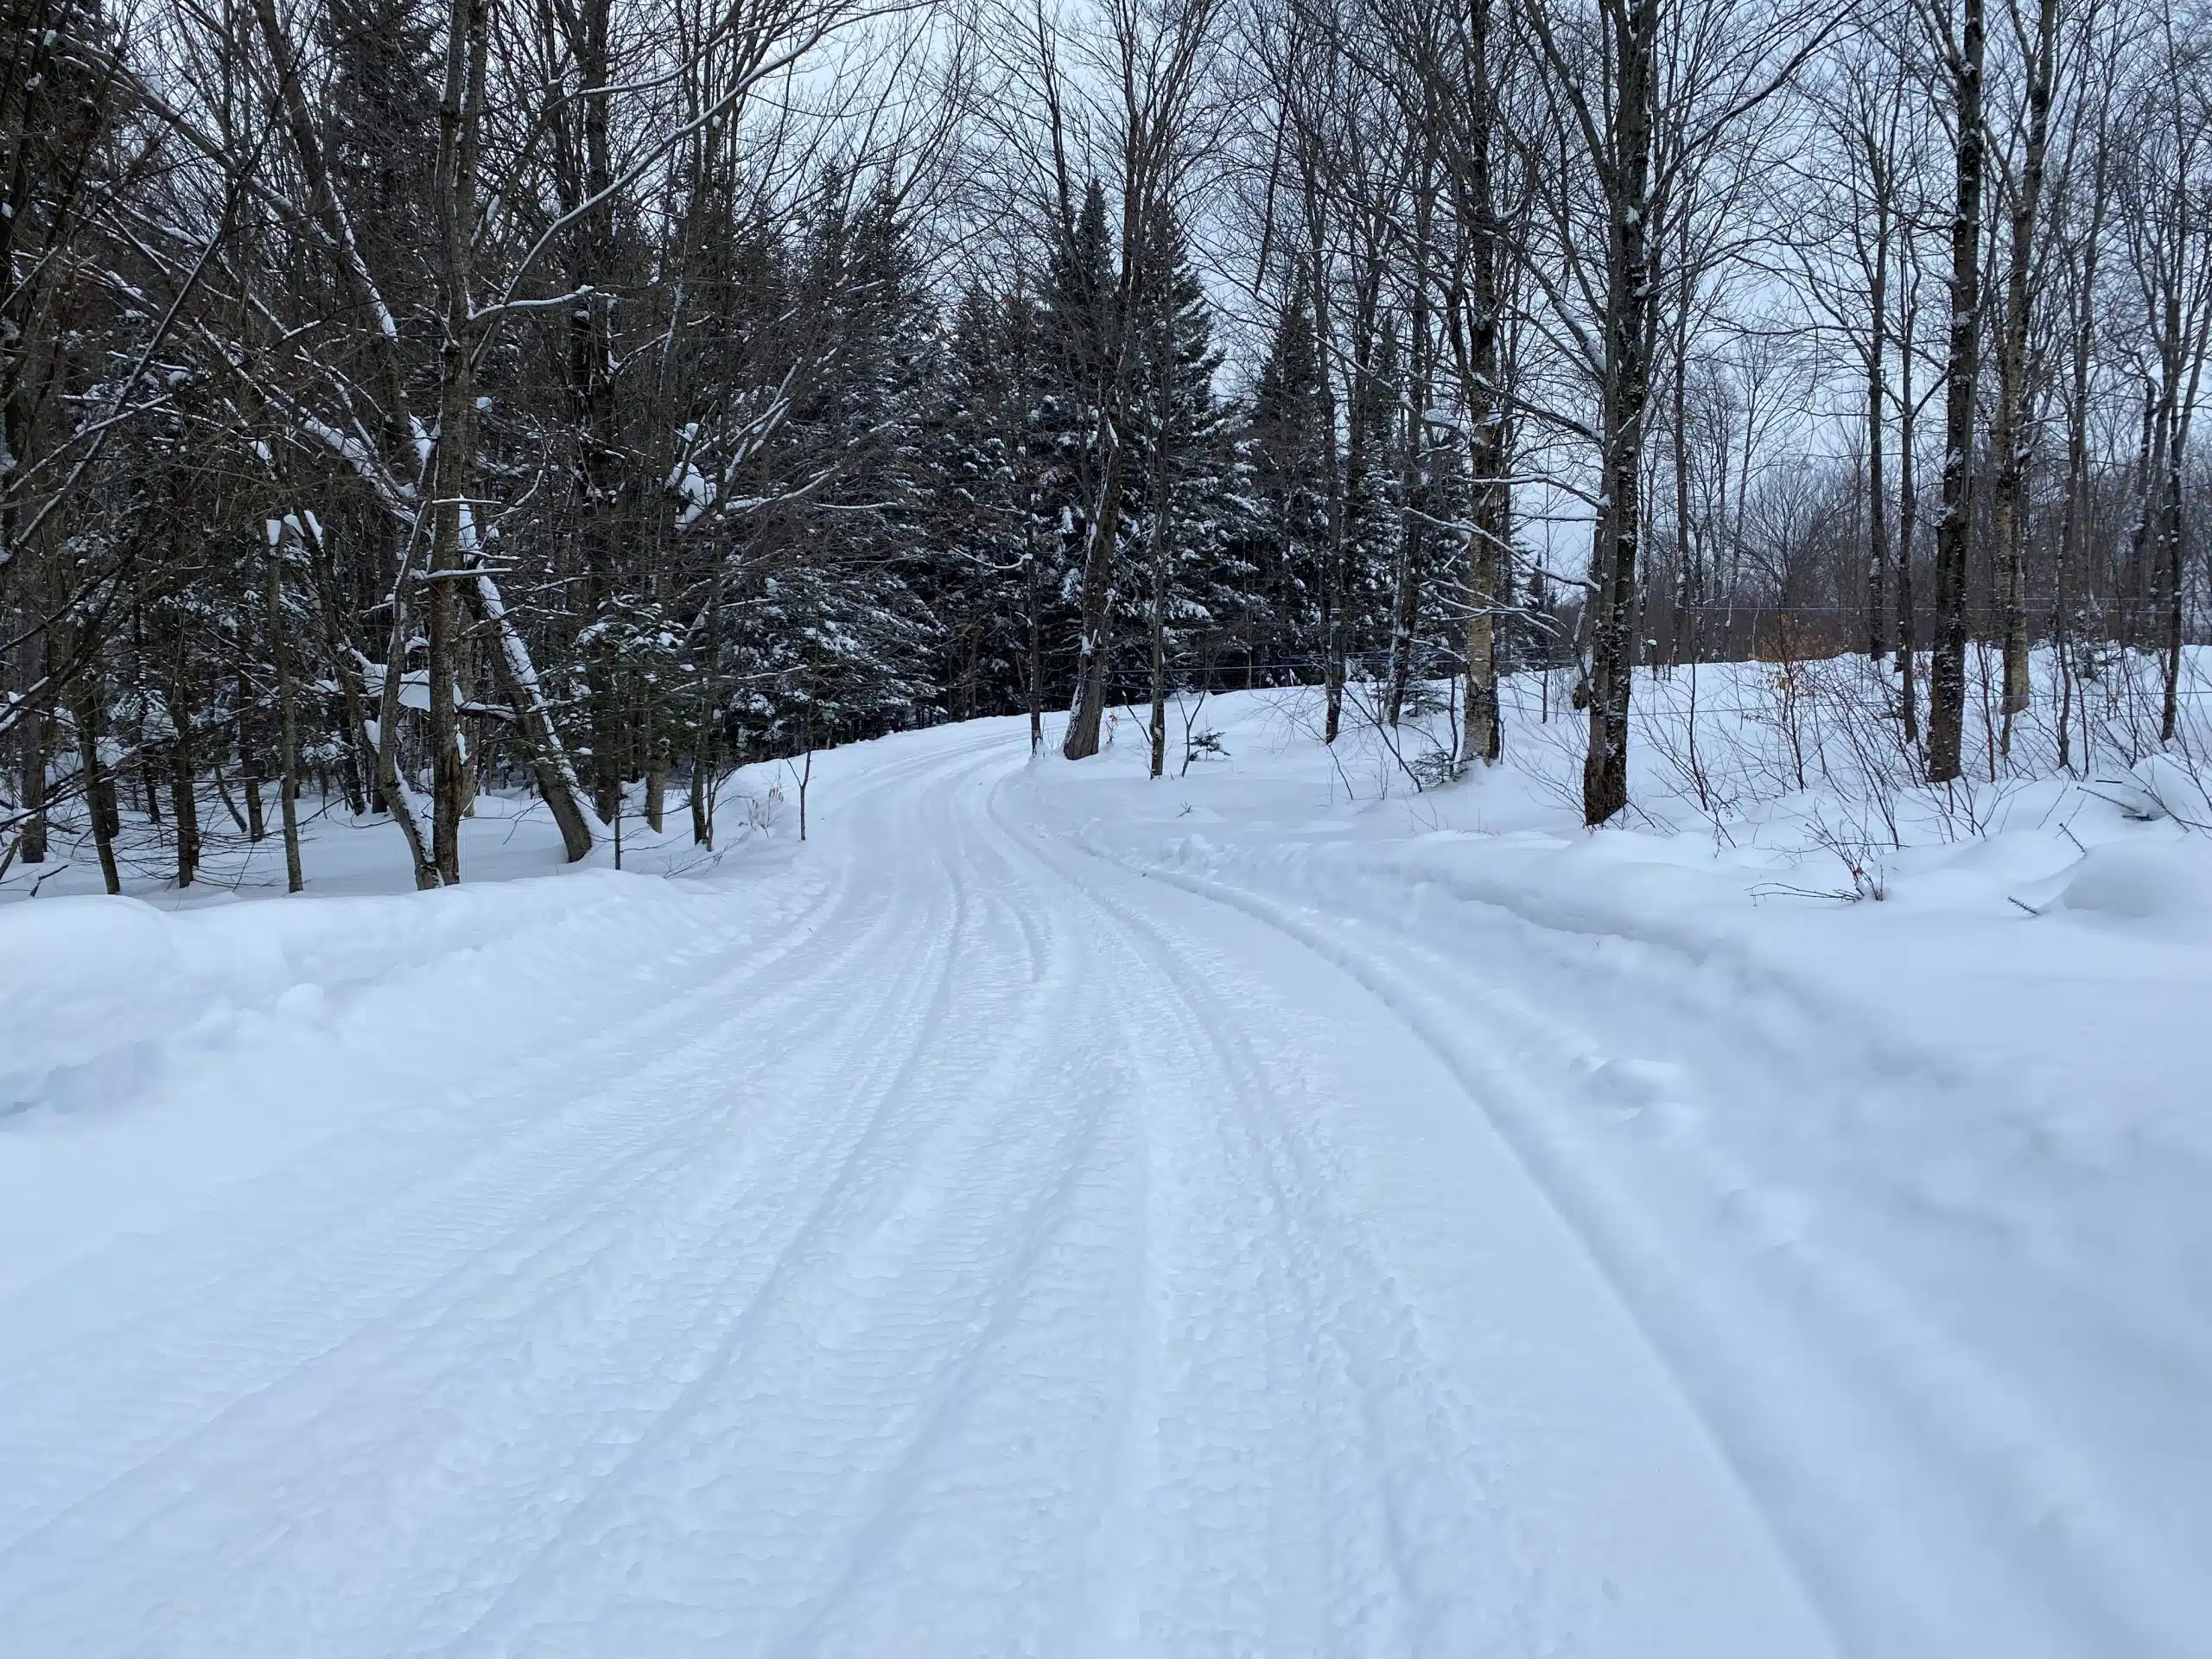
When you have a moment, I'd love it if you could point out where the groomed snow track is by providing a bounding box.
[2,717,2158,1656]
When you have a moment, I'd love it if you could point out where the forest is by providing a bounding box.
[5,0,2210,888]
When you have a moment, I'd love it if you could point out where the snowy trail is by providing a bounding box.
[1096,852,2199,1659]
[3,721,1848,1656]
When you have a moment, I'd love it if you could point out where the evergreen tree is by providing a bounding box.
[1124,214,1235,696]
[1244,282,1332,681]
[719,173,939,750]
[1345,320,1403,679]
[919,283,1033,719]
[318,0,440,306]
[1040,177,1116,622]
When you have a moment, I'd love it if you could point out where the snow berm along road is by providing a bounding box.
[3,703,2203,1656]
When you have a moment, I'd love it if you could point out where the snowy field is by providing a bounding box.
[3,656,2209,1656]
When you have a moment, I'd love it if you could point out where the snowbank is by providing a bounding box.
[2048,839,2212,932]
[2,870,724,1109]
[0,856,809,1299]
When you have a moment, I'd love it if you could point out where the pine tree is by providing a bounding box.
[1347,319,1403,685]
[920,283,1033,719]
[1125,213,1234,771]
[318,0,440,313]
[1244,283,1331,682]
[721,173,939,753]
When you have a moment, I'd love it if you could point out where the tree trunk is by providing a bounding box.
[692,560,721,846]
[1583,0,1656,826]
[1027,497,1045,754]
[1147,465,1172,779]
[1063,416,1124,760]
[427,400,473,884]
[1300,171,1349,746]
[2158,261,2212,742]
[18,701,49,865]
[238,660,266,843]
[1387,461,1424,727]
[1387,341,1425,728]
[1993,0,2057,754]
[1897,280,1922,743]
[1667,248,1698,672]
[555,0,626,826]
[1331,301,1382,745]
[68,645,122,893]
[1461,222,1506,761]
[1457,0,1507,767]
[1148,574,1168,778]
[373,548,442,890]
[644,690,666,832]
[2054,99,2111,773]
[1389,181,1437,728]
[424,0,489,883]
[302,513,428,878]
[1928,0,1986,785]
[2125,388,2158,649]
[2162,443,2186,743]
[269,522,305,891]
[466,571,595,861]
[1866,148,1891,664]
[169,662,200,887]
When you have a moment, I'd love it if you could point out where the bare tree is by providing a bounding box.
[1988,0,2059,754]
[1924,0,1986,785]
[1517,0,1833,822]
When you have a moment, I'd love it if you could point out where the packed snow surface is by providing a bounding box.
[4,676,2209,1656]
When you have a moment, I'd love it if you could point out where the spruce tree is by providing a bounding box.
[918,283,1032,719]
[1125,212,1234,771]
[1245,283,1332,681]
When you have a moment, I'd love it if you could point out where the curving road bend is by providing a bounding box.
[0,721,1834,1657]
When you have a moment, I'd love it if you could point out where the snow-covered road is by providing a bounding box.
[2,714,2197,1656]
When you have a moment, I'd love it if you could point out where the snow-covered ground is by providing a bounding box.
[3,659,2209,1656]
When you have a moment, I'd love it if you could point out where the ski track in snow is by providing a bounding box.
[1099,849,2200,1659]
[7,717,2042,1656]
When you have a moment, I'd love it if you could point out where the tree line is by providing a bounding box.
[5,0,2209,888]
